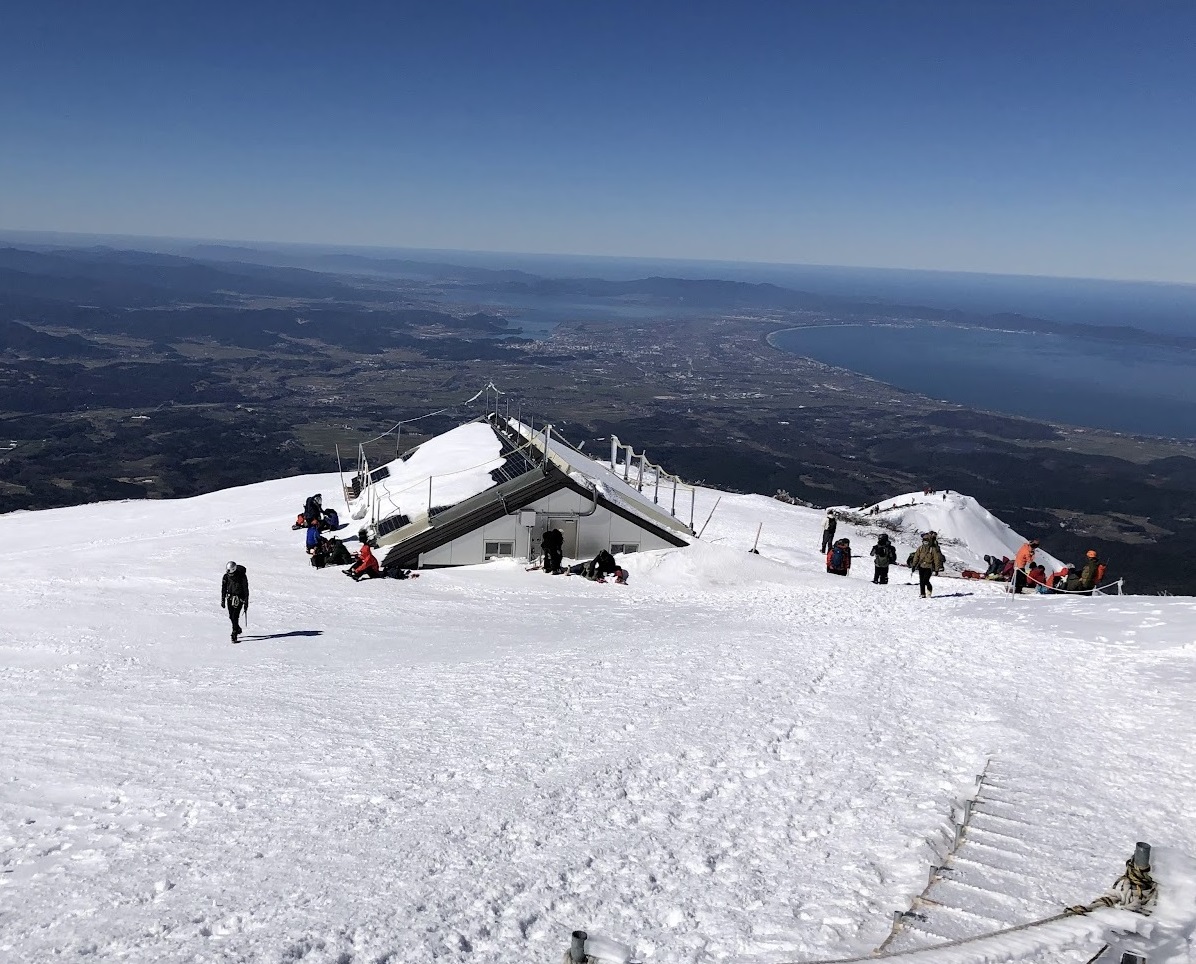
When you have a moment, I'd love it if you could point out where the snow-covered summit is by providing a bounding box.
[1,472,1192,963]
[845,490,1066,574]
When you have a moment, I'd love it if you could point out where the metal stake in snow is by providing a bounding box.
[569,930,588,963]
[750,523,762,554]
[1134,841,1151,870]
[697,496,721,539]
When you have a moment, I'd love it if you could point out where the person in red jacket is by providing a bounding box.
[345,542,382,581]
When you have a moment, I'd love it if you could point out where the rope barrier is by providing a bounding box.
[778,911,1079,964]
[766,851,1156,964]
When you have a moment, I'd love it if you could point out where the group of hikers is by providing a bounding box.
[539,528,629,583]
[292,493,340,532]
[292,492,416,582]
[821,511,1106,598]
[976,541,1106,594]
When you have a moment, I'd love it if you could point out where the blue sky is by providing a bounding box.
[2,1,1194,281]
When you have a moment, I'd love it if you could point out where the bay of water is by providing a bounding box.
[770,324,1196,439]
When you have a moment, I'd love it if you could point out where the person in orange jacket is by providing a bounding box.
[345,542,382,581]
[1012,539,1039,593]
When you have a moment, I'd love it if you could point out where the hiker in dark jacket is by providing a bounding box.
[541,528,565,574]
[326,537,353,567]
[870,534,897,584]
[569,549,621,581]
[305,524,321,554]
[220,561,250,643]
[909,532,945,598]
[303,494,323,526]
[1079,550,1102,591]
[820,511,838,553]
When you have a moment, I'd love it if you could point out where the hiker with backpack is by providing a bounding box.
[220,561,250,643]
[869,533,897,584]
[303,494,323,526]
[1079,550,1105,591]
[909,532,944,598]
[826,537,851,576]
[322,507,340,531]
[305,523,321,555]
[541,528,565,574]
[820,511,838,553]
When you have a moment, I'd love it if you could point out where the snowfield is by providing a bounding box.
[1,476,1194,963]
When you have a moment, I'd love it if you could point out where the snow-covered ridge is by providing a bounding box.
[1,472,1192,962]
[838,490,1066,574]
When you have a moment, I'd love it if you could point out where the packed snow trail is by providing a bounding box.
[1,477,1194,963]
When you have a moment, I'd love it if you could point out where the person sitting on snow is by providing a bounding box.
[305,523,321,555]
[345,542,381,581]
[322,507,340,531]
[326,537,353,567]
[303,494,323,526]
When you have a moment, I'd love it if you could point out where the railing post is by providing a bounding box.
[636,453,644,492]
[428,475,433,513]
[671,477,678,515]
[569,930,588,963]
[653,464,660,504]
[610,435,618,471]
[623,445,631,482]
[1134,841,1152,869]
[690,487,696,531]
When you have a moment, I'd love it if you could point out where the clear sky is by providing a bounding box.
[2,1,1194,282]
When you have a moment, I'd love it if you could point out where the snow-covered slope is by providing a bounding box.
[1,477,1192,963]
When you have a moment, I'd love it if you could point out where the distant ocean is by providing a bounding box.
[769,324,1196,440]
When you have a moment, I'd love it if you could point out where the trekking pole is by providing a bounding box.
[749,523,762,554]
[697,496,721,539]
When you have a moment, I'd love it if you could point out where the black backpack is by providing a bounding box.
[830,545,846,570]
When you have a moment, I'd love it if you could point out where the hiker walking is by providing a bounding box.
[1012,539,1039,594]
[869,533,897,584]
[909,532,944,598]
[820,511,838,553]
[220,561,250,643]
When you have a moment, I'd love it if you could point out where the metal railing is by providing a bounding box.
[609,434,697,531]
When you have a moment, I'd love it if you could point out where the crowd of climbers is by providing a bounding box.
[223,495,1108,641]
[821,510,1107,598]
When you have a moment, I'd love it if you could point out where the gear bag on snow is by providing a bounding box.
[830,545,846,570]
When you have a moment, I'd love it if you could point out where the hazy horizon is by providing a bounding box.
[3,226,1195,291]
